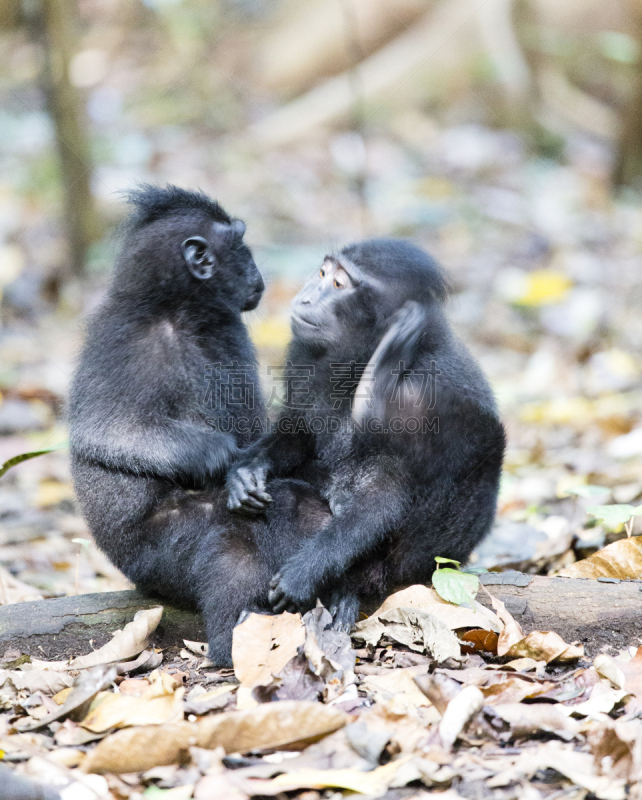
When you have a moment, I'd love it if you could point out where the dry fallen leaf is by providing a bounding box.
[83,701,347,773]
[360,667,435,713]
[493,741,626,800]
[559,536,642,579]
[18,665,117,732]
[568,681,629,716]
[490,594,583,662]
[595,646,642,698]
[194,770,249,800]
[184,683,237,715]
[504,630,584,664]
[81,684,184,732]
[490,702,581,740]
[358,702,431,755]
[353,607,460,661]
[371,584,501,632]
[459,629,499,654]
[232,611,305,695]
[489,595,524,654]
[480,674,556,705]
[439,685,484,748]
[240,756,418,797]
[70,607,164,669]
[0,667,73,697]
[0,564,43,605]
[588,720,641,781]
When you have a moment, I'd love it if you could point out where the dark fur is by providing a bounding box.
[228,238,506,627]
[68,185,329,665]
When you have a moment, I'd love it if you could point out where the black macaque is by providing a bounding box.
[227,238,506,631]
[69,184,287,664]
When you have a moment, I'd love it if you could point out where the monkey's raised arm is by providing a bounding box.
[352,300,434,426]
[226,423,314,514]
[71,418,238,485]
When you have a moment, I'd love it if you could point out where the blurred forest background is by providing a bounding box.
[1,0,642,602]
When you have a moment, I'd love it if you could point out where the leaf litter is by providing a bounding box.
[3,583,641,798]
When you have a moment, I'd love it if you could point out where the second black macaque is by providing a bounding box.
[228,239,506,631]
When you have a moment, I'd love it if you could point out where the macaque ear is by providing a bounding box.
[182,236,216,280]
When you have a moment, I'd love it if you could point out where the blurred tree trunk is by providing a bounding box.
[614,0,642,186]
[0,0,21,28]
[33,0,97,276]
[477,0,533,129]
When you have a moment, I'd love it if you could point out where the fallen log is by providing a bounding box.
[478,571,642,654]
[0,591,206,660]
[1,574,641,660]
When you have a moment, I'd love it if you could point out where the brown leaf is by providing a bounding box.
[352,607,460,661]
[490,594,583,662]
[595,646,642,698]
[588,720,641,781]
[559,537,642,579]
[253,652,324,703]
[459,629,499,654]
[232,611,305,695]
[0,667,73,697]
[81,686,185,733]
[414,673,462,714]
[83,701,347,773]
[480,674,556,705]
[371,585,501,632]
[194,772,249,800]
[361,666,434,712]
[489,595,524,655]
[505,631,583,664]
[239,758,417,797]
[489,703,580,740]
[70,607,164,669]
[17,665,117,732]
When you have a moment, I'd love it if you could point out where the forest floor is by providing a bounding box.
[1,118,642,797]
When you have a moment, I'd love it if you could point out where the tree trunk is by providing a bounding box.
[34,0,97,276]
[614,0,642,186]
[0,591,205,660]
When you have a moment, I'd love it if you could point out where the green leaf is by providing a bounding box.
[432,568,479,606]
[434,556,460,566]
[71,538,91,549]
[586,504,642,529]
[0,442,68,479]
[597,31,640,64]
[565,485,610,498]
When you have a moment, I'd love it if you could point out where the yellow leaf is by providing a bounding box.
[36,479,75,508]
[560,537,642,580]
[249,316,291,349]
[514,270,572,306]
